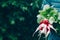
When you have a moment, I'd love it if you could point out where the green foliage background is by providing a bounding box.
[0,0,42,40]
[0,0,60,40]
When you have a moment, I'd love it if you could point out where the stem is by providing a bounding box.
[45,37,47,40]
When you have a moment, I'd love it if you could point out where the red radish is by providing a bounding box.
[33,19,57,39]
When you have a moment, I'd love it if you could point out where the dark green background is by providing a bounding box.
[0,0,60,40]
[0,0,42,40]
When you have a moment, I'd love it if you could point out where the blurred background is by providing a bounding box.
[0,0,42,40]
[0,0,60,40]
